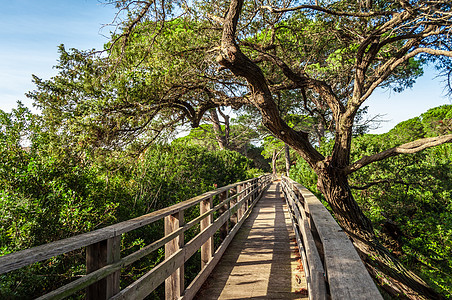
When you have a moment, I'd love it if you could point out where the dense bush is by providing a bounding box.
[0,105,257,299]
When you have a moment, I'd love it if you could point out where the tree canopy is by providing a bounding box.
[26,0,452,298]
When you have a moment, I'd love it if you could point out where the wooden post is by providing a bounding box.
[237,184,243,221]
[252,179,257,202]
[86,235,121,300]
[165,211,184,300]
[255,178,258,198]
[243,183,248,211]
[200,197,213,268]
[106,236,121,298]
[230,187,237,227]
[241,184,246,217]
[245,182,251,209]
[218,191,229,241]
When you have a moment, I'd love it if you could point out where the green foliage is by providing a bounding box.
[289,137,333,198]
[0,105,118,298]
[116,144,255,216]
[349,105,452,296]
[260,135,284,159]
[289,158,318,193]
[28,17,221,152]
[0,104,257,298]
[174,124,221,150]
[290,105,452,296]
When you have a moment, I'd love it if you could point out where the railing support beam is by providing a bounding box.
[86,235,121,300]
[230,188,238,227]
[165,211,185,300]
[200,196,213,268]
[237,184,243,221]
[218,191,229,241]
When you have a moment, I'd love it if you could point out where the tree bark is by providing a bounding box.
[284,143,291,177]
[315,122,325,146]
[209,109,228,150]
[315,162,375,241]
[272,150,277,176]
[271,148,284,176]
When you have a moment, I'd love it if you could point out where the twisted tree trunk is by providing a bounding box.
[215,0,449,297]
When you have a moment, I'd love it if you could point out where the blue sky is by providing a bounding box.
[366,65,451,133]
[0,0,117,112]
[0,1,450,134]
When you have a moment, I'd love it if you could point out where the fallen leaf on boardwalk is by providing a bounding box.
[295,274,302,284]
[296,259,304,271]
[295,288,308,295]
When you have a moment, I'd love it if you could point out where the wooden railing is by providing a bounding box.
[0,174,273,300]
[281,176,383,300]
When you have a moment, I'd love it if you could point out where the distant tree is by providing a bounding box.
[261,135,284,175]
[173,108,269,168]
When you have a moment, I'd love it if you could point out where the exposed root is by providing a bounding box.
[353,239,446,300]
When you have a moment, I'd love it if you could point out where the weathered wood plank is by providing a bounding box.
[237,185,244,220]
[301,218,327,300]
[183,183,262,300]
[229,187,238,227]
[288,178,382,300]
[0,227,115,275]
[106,235,121,298]
[85,235,121,300]
[165,211,184,300]
[86,240,108,300]
[282,178,327,300]
[218,190,229,241]
[200,197,213,268]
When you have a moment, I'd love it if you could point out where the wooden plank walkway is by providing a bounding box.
[195,182,308,299]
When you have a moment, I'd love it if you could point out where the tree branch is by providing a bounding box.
[217,0,325,166]
[361,46,452,102]
[242,42,344,122]
[350,179,410,190]
[261,4,394,17]
[344,134,452,174]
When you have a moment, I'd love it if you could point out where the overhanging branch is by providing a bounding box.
[350,179,410,190]
[344,134,452,174]
[261,4,394,17]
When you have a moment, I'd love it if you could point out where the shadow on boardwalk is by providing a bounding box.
[195,182,307,299]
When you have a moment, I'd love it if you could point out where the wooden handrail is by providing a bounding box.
[0,174,273,300]
[281,176,382,300]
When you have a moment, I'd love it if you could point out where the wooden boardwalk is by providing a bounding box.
[195,182,308,299]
